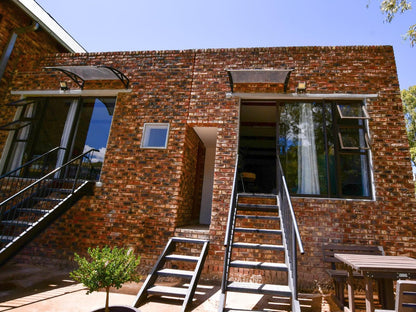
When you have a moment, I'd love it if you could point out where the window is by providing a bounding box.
[141,123,169,149]
[0,97,115,179]
[279,100,371,199]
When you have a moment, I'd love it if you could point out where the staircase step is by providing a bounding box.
[0,236,15,243]
[32,197,63,202]
[232,242,284,251]
[237,203,278,212]
[226,282,292,296]
[229,260,288,271]
[48,188,72,194]
[238,193,276,199]
[16,208,49,214]
[1,220,33,227]
[171,237,208,244]
[236,215,280,221]
[165,254,199,262]
[157,268,194,278]
[147,285,188,297]
[234,227,282,235]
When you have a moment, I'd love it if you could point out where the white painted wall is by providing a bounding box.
[193,127,217,225]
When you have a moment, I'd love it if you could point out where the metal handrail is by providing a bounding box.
[0,148,97,207]
[277,157,304,254]
[224,154,239,246]
[276,155,304,312]
[0,146,66,180]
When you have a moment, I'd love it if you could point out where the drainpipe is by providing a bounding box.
[0,21,39,83]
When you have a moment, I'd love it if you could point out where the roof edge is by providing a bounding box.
[11,0,86,53]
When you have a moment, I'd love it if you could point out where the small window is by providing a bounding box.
[336,103,370,119]
[141,123,169,149]
[338,127,370,150]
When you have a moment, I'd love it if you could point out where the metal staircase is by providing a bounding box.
[134,237,209,312]
[218,156,304,312]
[0,148,98,266]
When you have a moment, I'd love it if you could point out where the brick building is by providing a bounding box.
[1,0,415,292]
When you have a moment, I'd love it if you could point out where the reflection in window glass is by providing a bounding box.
[72,98,115,177]
[279,101,371,198]
[141,123,169,148]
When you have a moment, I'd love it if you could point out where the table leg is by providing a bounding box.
[364,275,374,312]
[346,267,355,312]
[379,278,394,310]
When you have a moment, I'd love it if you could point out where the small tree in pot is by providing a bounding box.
[70,246,141,312]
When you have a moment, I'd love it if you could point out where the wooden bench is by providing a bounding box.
[376,280,416,312]
[323,244,385,308]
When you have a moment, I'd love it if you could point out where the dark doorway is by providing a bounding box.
[238,101,277,194]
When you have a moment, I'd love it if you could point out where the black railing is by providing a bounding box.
[276,156,304,311]
[220,155,239,298]
[0,147,66,201]
[0,149,97,245]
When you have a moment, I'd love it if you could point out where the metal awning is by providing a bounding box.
[227,69,292,92]
[45,65,129,89]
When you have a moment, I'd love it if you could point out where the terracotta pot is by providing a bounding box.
[91,306,140,312]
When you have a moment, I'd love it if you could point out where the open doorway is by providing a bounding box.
[193,127,217,225]
[238,101,277,194]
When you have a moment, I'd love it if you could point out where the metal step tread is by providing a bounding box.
[232,242,285,251]
[226,282,292,296]
[33,197,64,202]
[237,203,278,211]
[225,309,267,312]
[157,268,194,278]
[171,237,209,244]
[236,215,280,220]
[147,285,188,297]
[165,254,199,262]
[1,220,33,227]
[234,227,282,235]
[48,188,72,194]
[0,235,15,243]
[229,260,288,271]
[16,208,49,214]
[238,193,276,199]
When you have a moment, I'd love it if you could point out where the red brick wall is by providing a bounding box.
[3,46,415,290]
[0,1,68,149]
[177,125,205,226]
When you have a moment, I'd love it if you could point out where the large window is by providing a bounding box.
[279,101,371,199]
[1,97,115,179]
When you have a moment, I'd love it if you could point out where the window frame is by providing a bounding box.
[277,100,372,199]
[141,123,170,149]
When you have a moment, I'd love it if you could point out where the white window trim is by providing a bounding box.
[141,123,170,149]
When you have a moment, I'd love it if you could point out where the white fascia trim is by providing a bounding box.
[11,0,86,53]
[228,92,379,100]
[11,89,132,97]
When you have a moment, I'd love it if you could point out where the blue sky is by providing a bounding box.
[36,0,415,90]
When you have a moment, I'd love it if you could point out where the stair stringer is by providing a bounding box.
[0,180,93,266]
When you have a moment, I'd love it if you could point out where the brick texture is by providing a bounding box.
[0,0,68,149]
[1,45,415,291]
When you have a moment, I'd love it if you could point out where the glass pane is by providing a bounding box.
[339,153,370,197]
[339,127,369,149]
[142,123,169,148]
[279,102,328,196]
[337,103,369,119]
[148,128,167,147]
[72,98,115,176]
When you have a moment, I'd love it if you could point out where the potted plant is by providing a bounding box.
[70,246,141,312]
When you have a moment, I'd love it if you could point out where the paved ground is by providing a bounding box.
[0,262,336,312]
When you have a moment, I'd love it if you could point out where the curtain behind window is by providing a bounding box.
[297,103,320,195]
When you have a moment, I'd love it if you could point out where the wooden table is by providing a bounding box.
[334,253,416,312]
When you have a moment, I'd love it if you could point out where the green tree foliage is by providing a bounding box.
[70,246,140,312]
[401,86,416,166]
[378,0,415,46]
